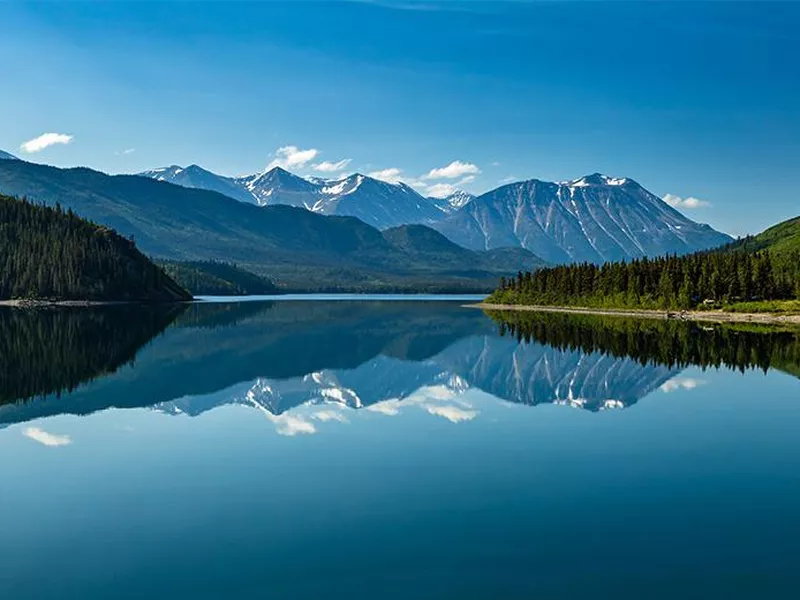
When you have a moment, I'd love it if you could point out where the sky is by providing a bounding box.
[0,0,798,236]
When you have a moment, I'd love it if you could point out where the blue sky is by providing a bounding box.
[1,1,798,235]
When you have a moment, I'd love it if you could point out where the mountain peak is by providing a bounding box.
[568,173,631,187]
[0,150,19,161]
[429,189,475,214]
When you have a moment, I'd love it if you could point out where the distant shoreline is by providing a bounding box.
[0,299,118,308]
[471,303,800,325]
[0,299,192,308]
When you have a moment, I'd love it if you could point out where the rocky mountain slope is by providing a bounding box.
[431,174,732,263]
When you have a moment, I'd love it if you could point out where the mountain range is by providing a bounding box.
[0,150,734,290]
[0,158,542,291]
[138,162,731,262]
[141,164,444,230]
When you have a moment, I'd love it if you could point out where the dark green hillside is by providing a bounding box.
[0,160,544,292]
[727,215,800,256]
[158,260,279,296]
[0,194,190,302]
[489,247,800,310]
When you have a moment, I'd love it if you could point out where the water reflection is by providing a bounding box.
[0,301,798,428]
[0,304,185,406]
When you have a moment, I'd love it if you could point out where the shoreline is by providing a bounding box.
[0,299,193,308]
[471,303,800,325]
[0,299,121,308]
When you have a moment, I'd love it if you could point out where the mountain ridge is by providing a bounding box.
[141,164,445,229]
[139,162,731,262]
[0,159,543,292]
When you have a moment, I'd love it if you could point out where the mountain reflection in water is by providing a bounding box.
[0,300,798,427]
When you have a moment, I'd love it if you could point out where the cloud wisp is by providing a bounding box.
[313,159,352,173]
[660,378,707,393]
[663,193,711,209]
[368,167,403,183]
[23,427,72,447]
[423,404,478,423]
[268,145,319,170]
[20,133,73,154]
[425,160,480,180]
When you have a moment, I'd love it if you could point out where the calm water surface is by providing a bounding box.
[1,300,799,599]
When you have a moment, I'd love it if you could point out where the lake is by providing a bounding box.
[1,299,799,599]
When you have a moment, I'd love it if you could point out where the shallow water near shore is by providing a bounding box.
[1,298,799,599]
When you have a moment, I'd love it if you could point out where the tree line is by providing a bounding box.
[157,260,278,296]
[488,310,800,378]
[0,195,191,301]
[491,248,800,310]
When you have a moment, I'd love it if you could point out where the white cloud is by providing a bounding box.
[660,378,706,393]
[663,193,711,209]
[425,160,480,180]
[271,414,317,436]
[268,145,319,170]
[457,175,476,185]
[313,159,352,173]
[499,175,519,184]
[423,404,478,423]
[115,148,135,156]
[20,133,73,154]
[368,167,403,183]
[23,427,72,447]
[366,400,402,416]
[313,409,349,423]
[426,182,458,198]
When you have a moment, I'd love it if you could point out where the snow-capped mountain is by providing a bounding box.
[139,164,258,205]
[234,166,321,208]
[428,190,475,214]
[431,173,732,263]
[138,163,731,260]
[0,150,18,160]
[139,165,445,229]
[311,173,444,229]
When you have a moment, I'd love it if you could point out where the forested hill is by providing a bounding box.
[725,215,800,256]
[0,194,191,302]
[158,260,278,296]
[489,229,800,311]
